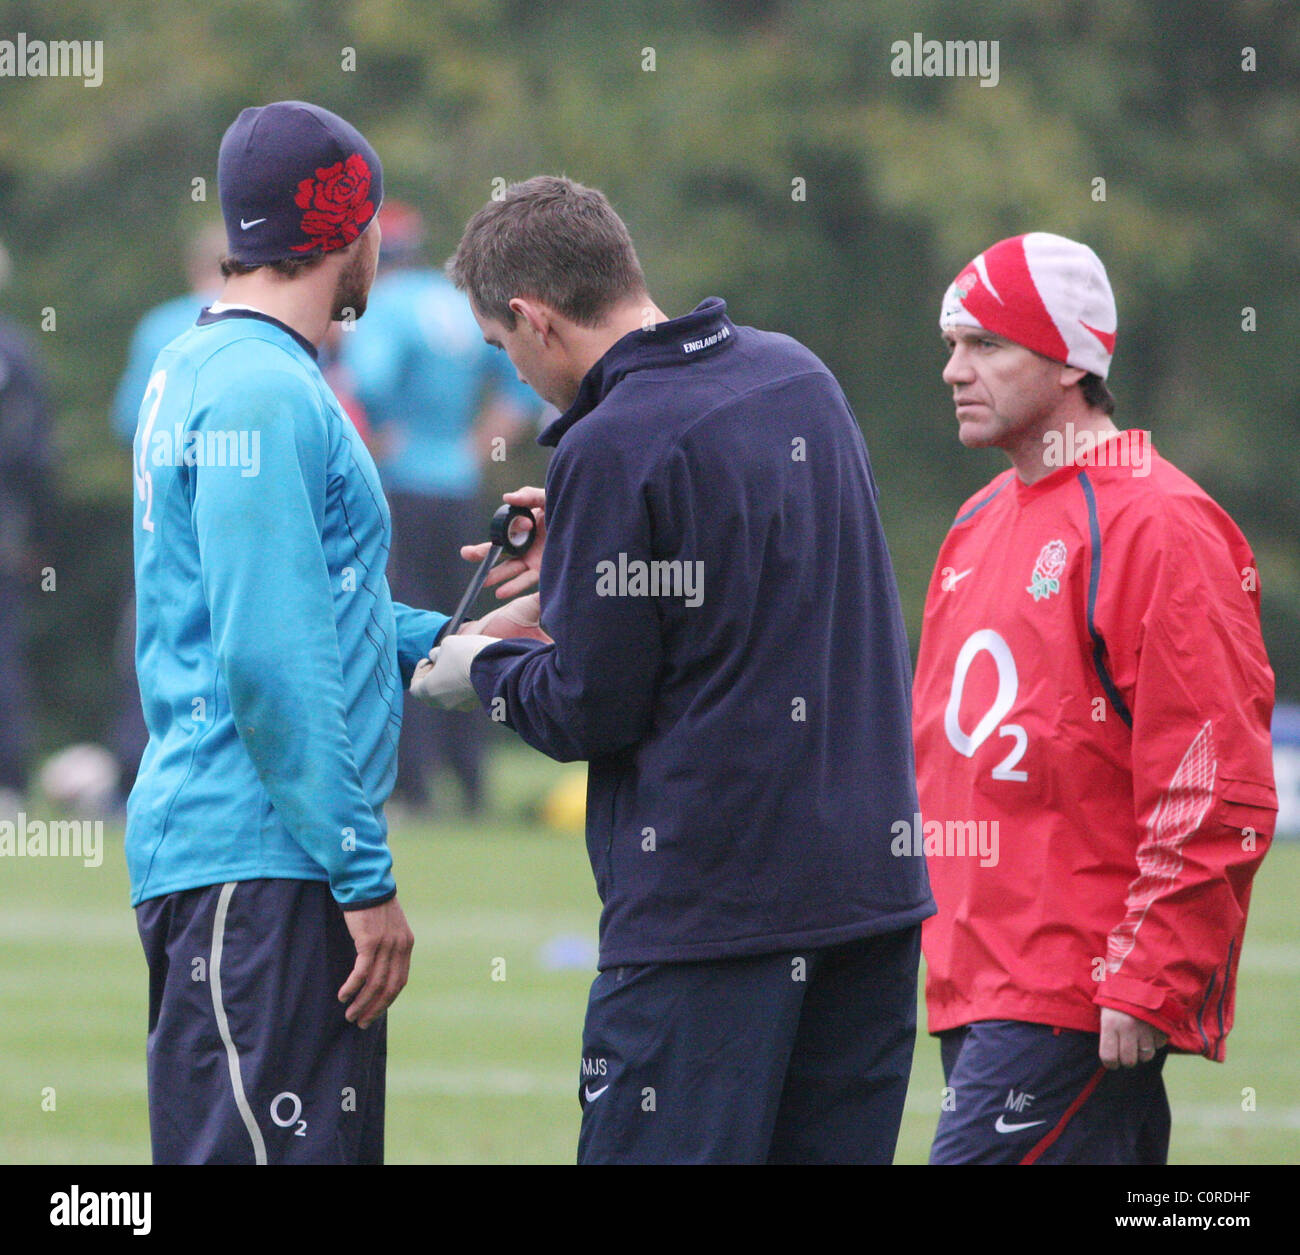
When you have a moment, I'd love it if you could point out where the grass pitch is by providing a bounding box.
[1,743,1295,1164]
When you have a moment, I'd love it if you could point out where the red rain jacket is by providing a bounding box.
[914,430,1276,1059]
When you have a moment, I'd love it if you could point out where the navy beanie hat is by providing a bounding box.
[218,100,383,264]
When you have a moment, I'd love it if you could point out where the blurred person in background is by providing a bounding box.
[341,200,537,817]
[112,223,227,446]
[0,240,54,816]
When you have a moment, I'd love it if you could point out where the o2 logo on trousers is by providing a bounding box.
[270,1091,307,1137]
[944,629,1028,782]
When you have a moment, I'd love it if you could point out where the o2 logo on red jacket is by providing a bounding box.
[944,629,1028,781]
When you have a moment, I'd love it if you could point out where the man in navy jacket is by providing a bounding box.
[417,176,933,1163]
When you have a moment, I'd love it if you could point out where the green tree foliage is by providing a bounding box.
[0,0,1295,751]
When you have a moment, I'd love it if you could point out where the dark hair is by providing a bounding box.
[219,252,326,279]
[447,175,647,329]
[1081,372,1116,416]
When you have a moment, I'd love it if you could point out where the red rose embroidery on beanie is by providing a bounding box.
[290,152,375,253]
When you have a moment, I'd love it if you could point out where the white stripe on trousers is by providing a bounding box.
[210,881,268,1165]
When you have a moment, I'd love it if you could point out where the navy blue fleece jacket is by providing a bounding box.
[471,298,934,966]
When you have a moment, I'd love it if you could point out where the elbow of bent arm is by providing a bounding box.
[571,695,653,758]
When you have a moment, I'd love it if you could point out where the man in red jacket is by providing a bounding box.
[912,232,1277,1164]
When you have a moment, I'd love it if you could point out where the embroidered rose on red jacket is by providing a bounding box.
[1027,538,1068,602]
[290,153,375,253]
[1036,539,1068,581]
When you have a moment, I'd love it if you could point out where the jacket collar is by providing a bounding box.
[539,297,735,447]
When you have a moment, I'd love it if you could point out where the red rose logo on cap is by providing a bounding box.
[290,153,375,253]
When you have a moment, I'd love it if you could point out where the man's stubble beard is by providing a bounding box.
[331,247,372,321]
